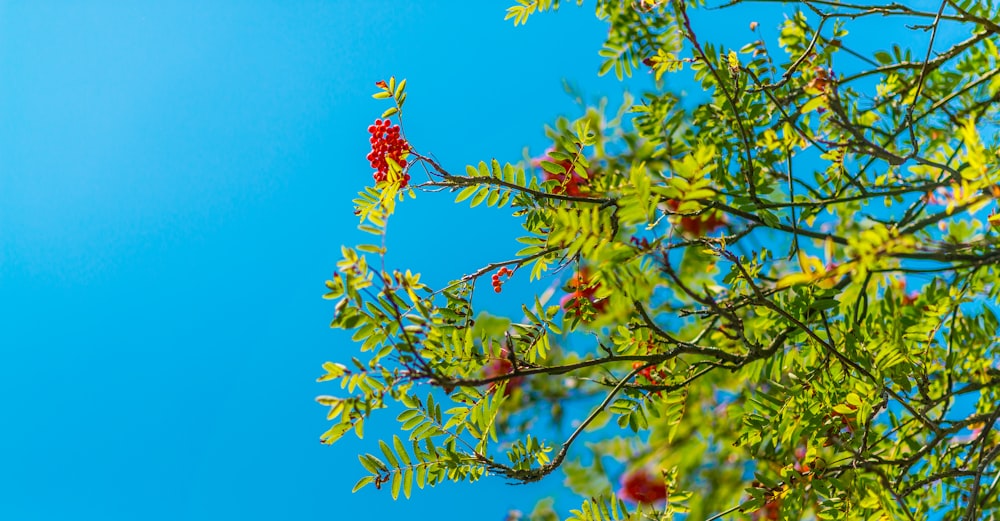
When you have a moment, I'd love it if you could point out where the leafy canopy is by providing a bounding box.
[321,1,1000,519]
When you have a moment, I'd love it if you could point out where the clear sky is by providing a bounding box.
[0,3,627,519]
[0,2,958,520]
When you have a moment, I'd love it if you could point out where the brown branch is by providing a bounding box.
[412,152,614,205]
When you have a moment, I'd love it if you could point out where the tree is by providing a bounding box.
[318,1,1000,519]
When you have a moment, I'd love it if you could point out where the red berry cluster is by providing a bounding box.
[560,268,608,318]
[618,468,667,505]
[491,267,513,293]
[366,119,411,186]
[541,158,588,197]
[632,362,662,383]
[532,152,590,197]
[631,339,667,392]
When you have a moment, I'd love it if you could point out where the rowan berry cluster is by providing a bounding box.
[631,339,667,390]
[543,159,588,196]
[533,154,590,197]
[618,468,667,505]
[633,364,665,387]
[491,267,513,293]
[560,268,608,318]
[366,118,411,186]
[631,362,664,384]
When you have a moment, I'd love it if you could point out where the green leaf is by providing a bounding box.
[455,185,479,203]
[359,453,383,474]
[352,476,374,493]
[801,95,827,114]
[402,468,414,499]
[390,470,401,500]
[540,160,566,175]
[393,435,411,465]
[320,423,352,444]
[380,440,399,468]
[469,187,489,208]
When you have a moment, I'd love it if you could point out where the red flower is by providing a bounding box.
[618,468,667,505]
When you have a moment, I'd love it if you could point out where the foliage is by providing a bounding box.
[321,1,1000,519]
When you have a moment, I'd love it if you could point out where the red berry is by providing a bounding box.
[366,118,411,186]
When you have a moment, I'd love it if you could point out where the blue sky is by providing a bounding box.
[0,2,964,520]
[0,3,628,519]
